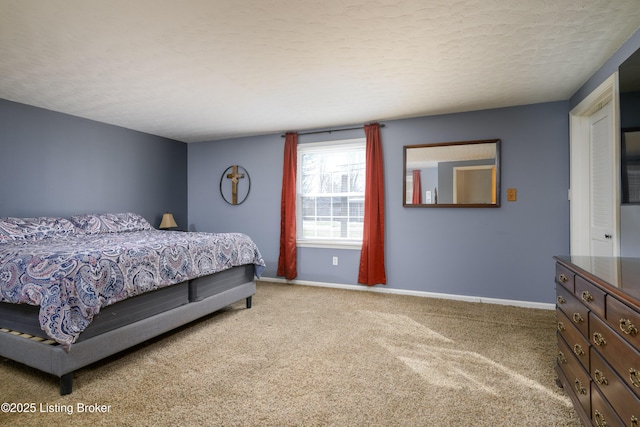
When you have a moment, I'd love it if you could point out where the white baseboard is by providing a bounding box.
[258,276,555,311]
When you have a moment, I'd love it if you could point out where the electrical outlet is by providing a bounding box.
[507,188,517,201]
[332,256,338,266]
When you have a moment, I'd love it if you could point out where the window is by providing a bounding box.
[297,138,365,248]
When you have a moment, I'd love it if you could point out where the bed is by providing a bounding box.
[0,213,265,395]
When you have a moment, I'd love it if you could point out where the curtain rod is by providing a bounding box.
[281,123,385,137]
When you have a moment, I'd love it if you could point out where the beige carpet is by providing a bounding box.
[1,281,581,426]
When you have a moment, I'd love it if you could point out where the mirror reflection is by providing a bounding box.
[620,47,640,205]
[403,139,501,207]
[622,129,640,203]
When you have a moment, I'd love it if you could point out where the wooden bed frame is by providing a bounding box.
[0,264,256,395]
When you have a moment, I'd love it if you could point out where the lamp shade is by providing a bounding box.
[159,213,178,229]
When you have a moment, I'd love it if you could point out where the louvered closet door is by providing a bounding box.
[589,100,617,258]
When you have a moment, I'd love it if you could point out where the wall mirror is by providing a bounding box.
[620,46,640,205]
[403,139,501,207]
[622,128,640,203]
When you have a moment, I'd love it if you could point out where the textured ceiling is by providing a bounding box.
[1,0,640,143]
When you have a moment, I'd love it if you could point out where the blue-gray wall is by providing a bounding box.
[188,101,570,304]
[0,99,188,228]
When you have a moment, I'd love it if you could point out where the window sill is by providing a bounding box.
[297,240,362,250]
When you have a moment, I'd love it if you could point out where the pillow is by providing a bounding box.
[70,212,152,234]
[0,216,77,242]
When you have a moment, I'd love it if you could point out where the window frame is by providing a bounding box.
[296,138,366,250]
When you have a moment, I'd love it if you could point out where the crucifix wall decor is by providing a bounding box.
[219,165,251,205]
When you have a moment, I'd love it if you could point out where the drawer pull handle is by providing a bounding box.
[594,410,608,427]
[573,344,585,357]
[573,313,584,324]
[557,296,566,305]
[632,415,639,426]
[620,319,638,336]
[558,274,568,283]
[581,291,594,302]
[574,378,587,395]
[594,369,608,385]
[557,351,567,364]
[630,369,640,388]
[557,322,566,332]
[593,332,607,347]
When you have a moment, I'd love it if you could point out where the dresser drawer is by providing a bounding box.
[591,383,625,427]
[558,341,591,417]
[557,333,574,372]
[575,275,606,318]
[556,286,589,337]
[591,348,640,426]
[556,263,575,292]
[607,296,640,352]
[590,312,640,400]
[557,309,590,371]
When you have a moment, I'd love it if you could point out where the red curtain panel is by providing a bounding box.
[277,132,298,280]
[358,123,387,285]
[412,169,422,204]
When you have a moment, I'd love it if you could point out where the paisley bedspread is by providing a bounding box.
[0,230,265,349]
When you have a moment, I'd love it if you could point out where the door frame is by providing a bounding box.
[452,165,496,204]
[569,73,621,256]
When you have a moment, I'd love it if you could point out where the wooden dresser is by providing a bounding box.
[555,256,640,426]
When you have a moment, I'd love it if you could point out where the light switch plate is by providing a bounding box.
[507,188,517,201]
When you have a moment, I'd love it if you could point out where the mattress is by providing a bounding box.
[0,264,255,343]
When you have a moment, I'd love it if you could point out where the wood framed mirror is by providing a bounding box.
[403,139,501,207]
